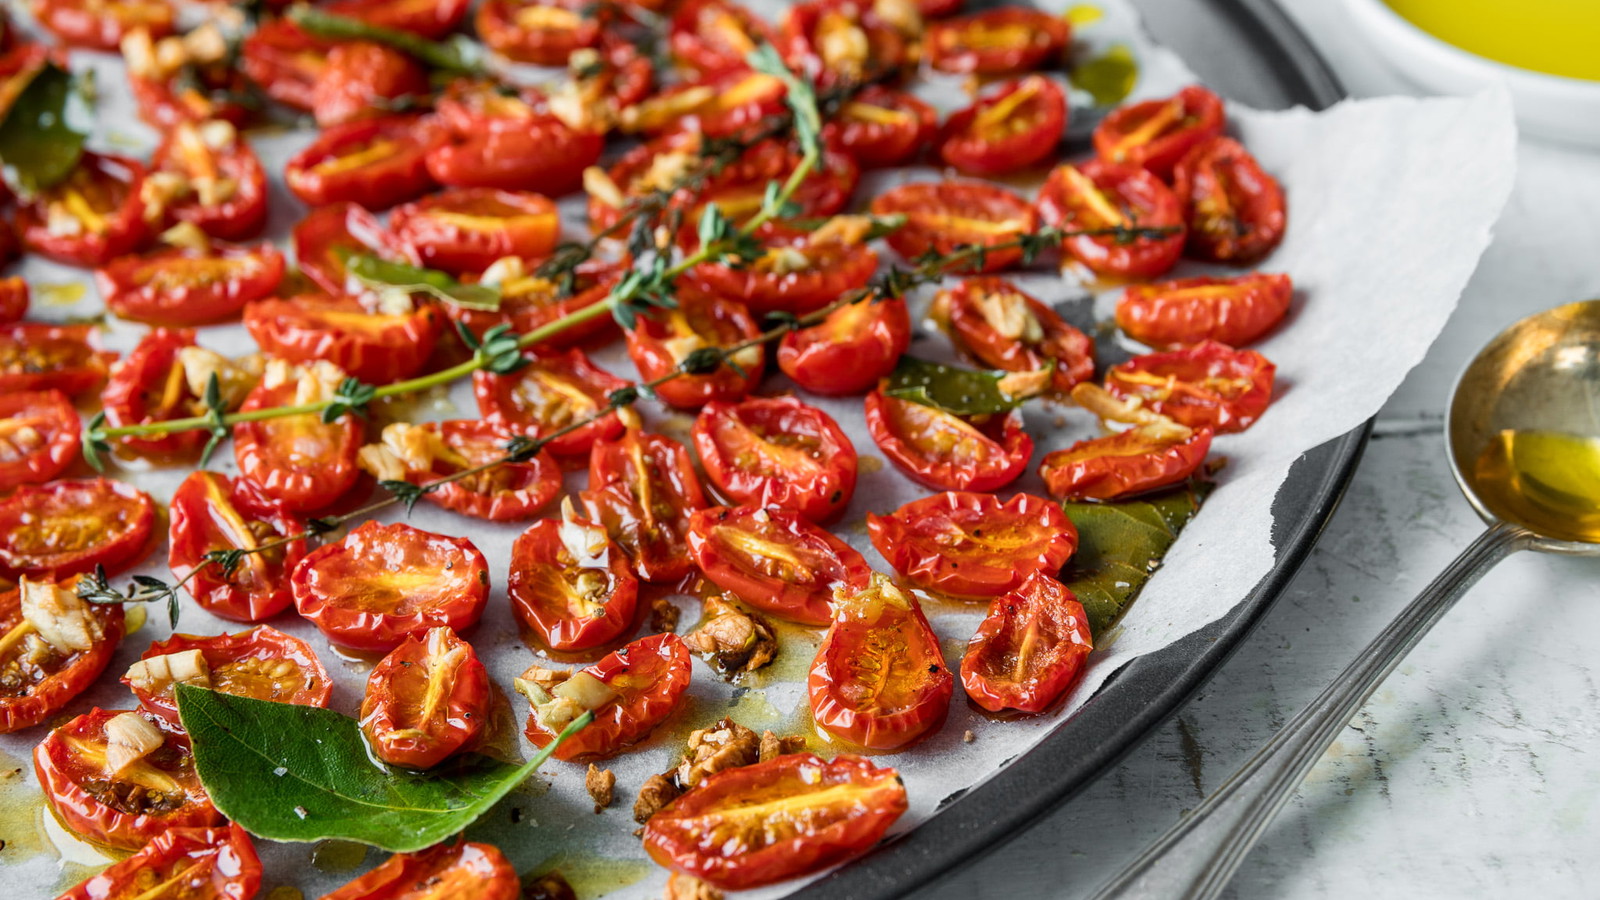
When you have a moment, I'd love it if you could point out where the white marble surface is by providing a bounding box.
[927,3,1600,898]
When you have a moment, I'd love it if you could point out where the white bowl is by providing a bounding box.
[1343,0,1600,147]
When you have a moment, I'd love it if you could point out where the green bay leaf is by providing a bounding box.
[883,357,1025,417]
[1062,482,1209,637]
[176,684,586,852]
[0,62,94,197]
[343,252,502,311]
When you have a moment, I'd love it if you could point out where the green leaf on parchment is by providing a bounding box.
[176,684,590,853]
[883,357,1027,417]
[343,252,502,310]
[1062,482,1210,637]
[0,62,94,197]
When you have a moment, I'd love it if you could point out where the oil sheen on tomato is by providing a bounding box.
[1472,429,1600,543]
[1385,0,1600,81]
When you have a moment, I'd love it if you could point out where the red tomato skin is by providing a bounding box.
[474,349,631,457]
[243,295,442,386]
[777,296,911,397]
[824,86,938,169]
[0,478,156,579]
[1172,136,1288,265]
[405,419,563,522]
[685,222,878,316]
[359,627,489,769]
[524,633,693,761]
[0,323,117,397]
[0,275,27,323]
[31,0,173,50]
[864,389,1034,493]
[1116,272,1294,349]
[18,153,151,267]
[692,396,858,524]
[509,518,639,652]
[868,491,1077,599]
[389,188,560,274]
[0,583,123,734]
[587,131,702,236]
[34,708,222,850]
[476,0,601,65]
[232,377,363,513]
[870,180,1037,273]
[961,571,1093,714]
[127,627,334,729]
[450,258,623,350]
[240,19,327,111]
[780,0,910,86]
[293,521,491,652]
[321,841,520,900]
[920,0,963,13]
[130,68,255,131]
[291,202,405,297]
[937,75,1068,177]
[691,140,859,228]
[0,390,80,490]
[1092,84,1226,180]
[937,276,1096,393]
[687,505,872,626]
[1106,341,1276,433]
[669,0,778,76]
[56,824,262,900]
[624,291,764,410]
[312,42,431,129]
[582,430,708,583]
[326,0,472,40]
[98,243,286,326]
[150,131,270,242]
[926,7,1070,75]
[285,116,442,210]
[98,327,206,458]
[168,471,308,622]
[642,753,909,890]
[1040,426,1213,501]
[426,117,603,196]
[1036,160,1186,279]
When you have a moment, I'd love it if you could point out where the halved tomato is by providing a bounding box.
[292,520,491,652]
[522,632,692,761]
[325,0,472,39]
[291,202,408,297]
[689,140,858,229]
[809,576,952,750]
[390,188,560,274]
[98,243,286,326]
[0,478,155,579]
[1039,424,1213,501]
[1092,84,1225,180]
[669,0,778,76]
[0,390,79,490]
[1105,341,1275,433]
[692,396,857,524]
[18,153,150,267]
[925,7,1069,74]
[684,220,878,316]
[623,69,787,138]
[57,824,261,900]
[473,349,631,458]
[961,570,1092,714]
[643,753,908,890]
[509,512,639,652]
[868,491,1075,599]
[126,626,333,729]
[130,58,257,131]
[147,120,270,242]
[233,364,364,513]
[1172,136,1288,265]
[239,18,329,112]
[824,86,938,169]
[938,75,1068,177]
[99,327,208,458]
[0,578,124,734]
[780,0,910,86]
[285,116,442,210]
[581,427,708,582]
[1115,272,1293,349]
[321,842,519,900]
[0,323,115,397]
[34,707,221,849]
[427,115,602,196]
[624,289,763,410]
[1036,160,1186,279]
[450,257,622,349]
[168,471,308,622]
[360,626,489,770]
[244,294,443,385]
[311,41,430,129]
[864,388,1033,492]
[687,505,871,626]
[870,181,1036,273]
[476,0,601,66]
[586,130,703,236]
[381,419,563,521]
[31,0,172,50]
[777,294,910,397]
[933,276,1095,393]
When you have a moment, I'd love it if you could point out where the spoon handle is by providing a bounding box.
[1086,520,1533,900]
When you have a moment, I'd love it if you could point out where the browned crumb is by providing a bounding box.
[963,730,976,743]
[585,764,615,814]
[664,872,724,900]
[517,665,570,692]
[676,718,759,788]
[759,730,807,762]
[524,870,578,900]
[633,773,682,824]
[683,595,777,677]
[649,594,681,634]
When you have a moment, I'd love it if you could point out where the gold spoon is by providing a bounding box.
[1089,299,1600,900]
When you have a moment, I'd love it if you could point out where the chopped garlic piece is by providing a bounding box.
[121,29,158,79]
[373,288,416,316]
[196,119,237,151]
[996,368,1052,399]
[874,0,923,36]
[104,713,165,777]
[972,284,1043,343]
[182,23,228,67]
[160,221,210,252]
[479,255,527,288]
[558,497,610,567]
[636,150,697,194]
[45,203,85,237]
[759,246,812,275]
[19,577,103,654]
[179,346,260,409]
[662,332,708,363]
[357,443,407,482]
[583,166,625,210]
[292,361,349,405]
[808,214,873,247]
[124,649,212,694]
[817,11,869,75]
[1069,382,1193,441]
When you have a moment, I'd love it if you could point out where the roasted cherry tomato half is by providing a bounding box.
[473,349,630,458]
[233,365,364,512]
[379,419,563,521]
[777,294,910,397]
[291,202,408,297]
[1039,424,1213,501]
[292,520,491,652]
[427,115,602,196]
[1116,272,1293,349]
[643,753,908,890]
[685,220,878,316]
[311,41,431,129]
[390,188,560,274]
[285,116,442,211]
[934,277,1095,393]
[864,388,1033,492]
[98,243,285,326]
[687,505,872,626]
[624,289,763,410]
[961,570,1092,714]
[321,841,520,900]
[147,120,270,242]
[1172,136,1288,265]
[34,708,221,849]
[168,471,309,622]
[1092,84,1225,180]
[129,59,257,131]
[0,478,155,579]
[824,86,938,169]
[126,626,333,729]
[452,258,623,350]
[0,578,124,734]
[0,324,116,397]
[938,75,1068,177]
[0,390,79,490]
[18,153,150,267]
[586,130,703,236]
[809,577,952,750]
[0,275,27,324]
[871,181,1037,273]
[669,0,778,76]
[509,513,639,652]
[781,0,910,86]
[623,69,787,138]
[57,824,262,900]
[1106,340,1276,433]
[239,19,329,112]
[359,626,489,770]
[325,0,472,39]
[693,396,858,524]
[99,327,209,458]
[523,632,692,761]
[1036,160,1186,279]
[244,294,443,385]
[926,7,1069,75]
[690,140,858,228]
[868,491,1076,599]
[31,0,172,50]
[476,0,600,66]
[581,427,708,582]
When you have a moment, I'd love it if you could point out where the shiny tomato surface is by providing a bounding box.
[56,824,262,900]
[98,328,207,458]
[938,75,1068,177]
[427,115,602,196]
[285,116,441,210]
[868,491,1077,599]
[98,243,285,326]
[961,571,1092,714]
[864,388,1033,492]
[240,19,329,111]
[692,396,858,523]
[18,153,150,267]
[624,290,763,410]
[581,427,708,582]
[1115,272,1293,349]
[127,626,333,729]
[360,626,489,769]
[524,632,692,761]
[233,373,363,513]
[936,276,1095,393]
[687,505,872,626]
[1093,84,1225,180]
[168,471,308,622]
[509,516,639,652]
[1036,160,1186,279]
[0,478,155,579]
[691,141,858,229]
[0,276,26,324]
[780,0,910,86]
[395,419,563,522]
[243,294,442,385]
[31,0,172,50]
[326,0,472,39]
[1172,136,1288,265]
[824,86,938,169]
[320,841,520,900]
[1105,341,1276,433]
[870,181,1037,273]
[311,41,430,129]
[926,7,1069,74]
[0,390,79,490]
[148,123,270,242]
[476,0,601,66]
[669,0,778,76]
[0,581,124,734]
[685,221,877,316]
[390,188,560,274]
[1039,425,1213,501]
[777,295,911,397]
[0,323,115,396]
[474,349,631,458]
[290,201,407,297]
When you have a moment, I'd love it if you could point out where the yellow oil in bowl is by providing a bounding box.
[1385,0,1600,81]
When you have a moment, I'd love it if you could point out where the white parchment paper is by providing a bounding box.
[0,0,1516,897]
